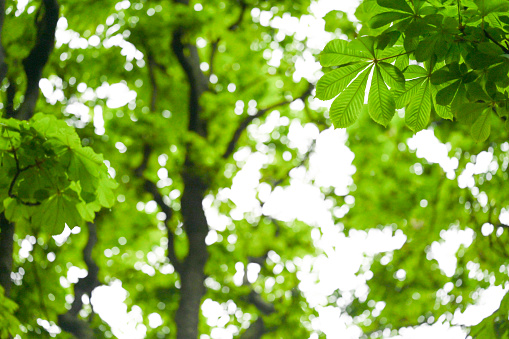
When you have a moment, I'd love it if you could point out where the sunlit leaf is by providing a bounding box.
[377,0,413,13]
[320,39,371,67]
[470,109,491,142]
[316,63,369,100]
[405,80,431,132]
[368,66,396,126]
[329,66,372,128]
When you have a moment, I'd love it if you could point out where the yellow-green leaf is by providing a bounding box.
[329,66,372,128]
[405,80,431,132]
[368,66,396,126]
[316,63,369,100]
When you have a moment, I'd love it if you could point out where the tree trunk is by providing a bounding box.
[0,212,14,296]
[175,164,209,339]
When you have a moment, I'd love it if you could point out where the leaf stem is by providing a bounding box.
[457,0,464,31]
[482,29,509,53]
[377,50,413,62]
[5,131,41,206]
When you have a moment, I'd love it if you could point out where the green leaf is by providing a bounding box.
[395,77,426,108]
[430,81,452,120]
[96,173,118,208]
[369,11,412,29]
[329,66,372,128]
[316,63,369,100]
[436,80,461,105]
[350,36,377,58]
[32,189,83,234]
[433,101,453,120]
[431,68,460,85]
[465,52,503,69]
[4,198,34,223]
[377,31,401,50]
[414,37,437,62]
[323,10,357,38]
[378,62,405,89]
[456,103,486,125]
[320,39,371,67]
[478,42,504,56]
[467,82,491,102]
[471,109,491,142]
[377,0,413,13]
[68,147,104,192]
[76,201,97,222]
[368,66,396,126]
[405,80,431,132]
[34,189,50,201]
[475,0,509,16]
[403,65,427,79]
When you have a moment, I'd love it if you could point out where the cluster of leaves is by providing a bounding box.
[317,0,509,142]
[0,114,116,234]
[0,285,20,338]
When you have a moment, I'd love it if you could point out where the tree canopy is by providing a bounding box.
[318,0,509,143]
[0,0,508,338]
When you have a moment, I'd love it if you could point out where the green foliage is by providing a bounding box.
[0,114,117,234]
[317,0,509,142]
[3,0,509,338]
[0,286,21,338]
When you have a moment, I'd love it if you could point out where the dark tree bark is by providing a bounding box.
[0,213,14,296]
[18,0,59,120]
[240,317,267,339]
[58,222,101,339]
[170,1,211,337]
[175,163,210,339]
[0,0,8,84]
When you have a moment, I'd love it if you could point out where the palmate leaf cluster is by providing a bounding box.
[317,0,509,142]
[0,114,116,234]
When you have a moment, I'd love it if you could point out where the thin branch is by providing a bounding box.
[228,0,247,31]
[248,290,275,315]
[171,27,208,136]
[134,144,182,273]
[239,317,266,339]
[222,83,314,159]
[483,29,509,53]
[134,144,152,178]
[457,0,464,31]
[272,140,315,188]
[146,51,158,112]
[208,38,220,82]
[5,135,41,206]
[17,0,59,120]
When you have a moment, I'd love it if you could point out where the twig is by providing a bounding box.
[6,132,41,206]
[271,140,315,188]
[483,29,509,53]
[457,0,464,31]
[208,38,220,82]
[222,83,314,159]
[134,144,182,273]
[146,51,158,112]
[228,0,247,31]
